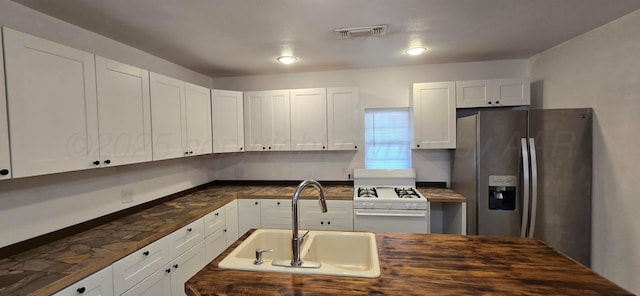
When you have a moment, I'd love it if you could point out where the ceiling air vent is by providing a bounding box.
[334,24,388,39]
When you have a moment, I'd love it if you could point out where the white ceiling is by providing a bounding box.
[13,0,640,78]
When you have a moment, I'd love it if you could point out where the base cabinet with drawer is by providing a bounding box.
[203,200,239,263]
[113,236,170,296]
[53,266,114,296]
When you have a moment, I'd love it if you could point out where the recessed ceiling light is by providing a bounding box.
[405,47,427,56]
[277,56,297,64]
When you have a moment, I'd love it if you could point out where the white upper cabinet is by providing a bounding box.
[290,88,327,151]
[150,72,186,160]
[95,56,152,167]
[185,83,212,156]
[0,36,11,180]
[456,78,530,108]
[3,27,100,178]
[243,90,291,151]
[211,89,244,153]
[412,82,456,149]
[327,87,360,150]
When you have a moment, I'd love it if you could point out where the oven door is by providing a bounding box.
[353,209,429,233]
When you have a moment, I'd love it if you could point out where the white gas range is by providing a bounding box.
[353,169,430,233]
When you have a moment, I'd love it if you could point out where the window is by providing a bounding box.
[364,109,411,169]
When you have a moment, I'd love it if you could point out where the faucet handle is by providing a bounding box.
[254,249,273,265]
[300,229,310,243]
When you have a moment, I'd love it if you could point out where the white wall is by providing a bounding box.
[212,60,530,183]
[529,9,640,294]
[0,1,217,248]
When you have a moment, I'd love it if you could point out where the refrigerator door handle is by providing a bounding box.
[528,138,539,238]
[520,138,531,238]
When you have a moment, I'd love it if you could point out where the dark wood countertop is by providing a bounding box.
[418,187,467,203]
[0,184,352,296]
[186,231,632,296]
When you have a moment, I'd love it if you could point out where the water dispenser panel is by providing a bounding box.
[488,175,517,211]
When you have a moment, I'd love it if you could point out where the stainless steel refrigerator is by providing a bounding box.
[451,109,592,266]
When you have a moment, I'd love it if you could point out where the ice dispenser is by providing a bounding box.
[488,175,517,210]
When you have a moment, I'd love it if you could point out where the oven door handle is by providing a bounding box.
[355,211,427,218]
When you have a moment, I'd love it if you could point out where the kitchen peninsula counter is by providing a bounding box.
[186,231,631,296]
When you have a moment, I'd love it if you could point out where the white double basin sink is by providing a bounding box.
[218,229,380,278]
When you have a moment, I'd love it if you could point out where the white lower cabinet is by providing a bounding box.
[113,236,170,296]
[261,199,292,229]
[299,200,353,231]
[204,228,227,263]
[53,266,114,296]
[169,242,206,296]
[224,200,239,246]
[166,218,205,260]
[237,199,261,236]
[120,264,171,296]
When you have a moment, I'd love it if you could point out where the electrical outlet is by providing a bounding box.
[121,188,134,204]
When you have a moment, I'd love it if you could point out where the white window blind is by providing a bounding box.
[364,109,411,169]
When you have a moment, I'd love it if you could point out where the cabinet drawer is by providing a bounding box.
[120,262,171,296]
[113,236,169,296]
[300,218,353,231]
[53,266,113,296]
[166,218,205,260]
[204,207,225,237]
[261,199,291,218]
[300,200,353,219]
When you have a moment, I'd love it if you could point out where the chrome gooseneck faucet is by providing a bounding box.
[291,180,327,266]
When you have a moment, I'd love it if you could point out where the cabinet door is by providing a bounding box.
[493,78,530,106]
[211,89,244,153]
[95,56,152,167]
[53,266,113,296]
[204,207,225,237]
[267,90,291,151]
[224,200,239,246]
[3,27,99,178]
[120,265,171,296]
[412,82,456,149]
[243,91,267,151]
[170,242,205,296]
[113,236,169,296]
[238,199,261,236]
[150,72,186,160]
[166,218,204,261]
[327,87,360,150]
[204,228,226,263]
[0,36,11,180]
[261,199,292,229]
[185,83,212,156]
[455,80,492,108]
[290,88,327,151]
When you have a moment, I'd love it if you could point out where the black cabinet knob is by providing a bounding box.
[488,101,492,104]
[224,229,227,232]
[268,146,271,150]
[277,202,280,205]
[187,228,192,232]
[104,160,111,164]
[76,287,86,294]
[327,221,331,225]
[240,147,243,151]
[254,201,259,205]
[262,147,266,150]
[184,151,189,155]
[215,212,219,216]
[165,268,171,273]
[321,221,324,225]
[0,169,9,176]
[142,251,149,256]
[93,161,100,166]
[417,144,420,148]
[189,151,194,154]
[495,100,500,104]
[354,145,357,149]
[173,264,179,269]
[322,146,326,149]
